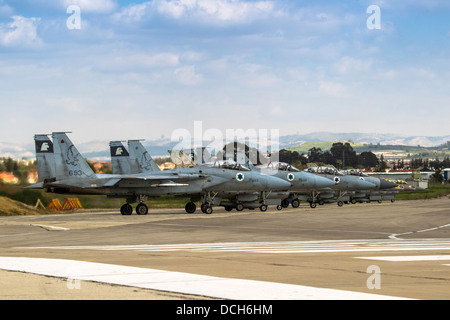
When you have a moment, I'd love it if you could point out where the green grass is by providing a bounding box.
[287,141,365,153]
[396,184,450,200]
[0,183,189,213]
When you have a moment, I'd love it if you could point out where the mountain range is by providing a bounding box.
[2,132,449,161]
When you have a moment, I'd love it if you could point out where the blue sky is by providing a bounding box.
[1,0,450,148]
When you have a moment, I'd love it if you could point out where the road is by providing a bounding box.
[0,198,449,300]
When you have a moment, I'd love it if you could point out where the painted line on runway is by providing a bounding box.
[355,255,450,262]
[17,239,450,254]
[0,257,409,300]
[389,223,450,240]
[30,224,70,231]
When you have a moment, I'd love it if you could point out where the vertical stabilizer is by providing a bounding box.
[128,140,161,173]
[110,141,131,175]
[34,134,55,183]
[52,132,95,179]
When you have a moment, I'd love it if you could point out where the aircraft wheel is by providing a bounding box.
[185,202,196,214]
[260,204,268,212]
[276,205,282,211]
[236,203,244,212]
[391,199,395,203]
[204,205,213,215]
[224,206,233,212]
[136,203,148,215]
[120,204,133,216]
[318,200,325,205]
[378,200,383,204]
[281,199,290,208]
[351,198,357,204]
[309,202,317,209]
[337,201,344,207]
[291,199,300,208]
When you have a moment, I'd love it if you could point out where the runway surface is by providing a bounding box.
[0,197,449,300]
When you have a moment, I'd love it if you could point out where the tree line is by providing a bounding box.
[275,142,450,172]
[274,142,382,170]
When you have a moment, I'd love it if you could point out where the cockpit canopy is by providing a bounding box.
[341,169,369,177]
[204,160,251,171]
[304,166,342,176]
[258,162,300,172]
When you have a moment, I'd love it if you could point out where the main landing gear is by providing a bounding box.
[185,202,214,214]
[120,195,149,215]
[120,203,149,215]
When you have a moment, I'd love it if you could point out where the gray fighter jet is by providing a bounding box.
[256,162,336,209]
[28,133,222,214]
[304,166,377,207]
[341,169,398,203]
[110,140,292,213]
[29,133,290,215]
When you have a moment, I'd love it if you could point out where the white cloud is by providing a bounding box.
[0,15,41,47]
[95,51,180,72]
[114,0,276,24]
[174,65,203,85]
[63,0,117,13]
[334,56,373,74]
[113,2,152,22]
[318,81,350,98]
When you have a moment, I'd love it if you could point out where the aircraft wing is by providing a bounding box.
[103,172,209,188]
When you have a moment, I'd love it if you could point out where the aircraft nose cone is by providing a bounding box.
[380,179,398,189]
[358,180,377,189]
[314,175,335,189]
[267,175,291,190]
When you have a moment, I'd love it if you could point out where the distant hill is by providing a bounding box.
[287,141,366,153]
[2,132,449,160]
[287,141,450,158]
[279,132,450,149]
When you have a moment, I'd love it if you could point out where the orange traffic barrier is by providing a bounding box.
[61,198,84,210]
[47,199,62,211]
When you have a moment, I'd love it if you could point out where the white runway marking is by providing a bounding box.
[356,255,450,262]
[0,257,408,300]
[19,239,450,254]
[30,224,70,231]
[389,223,450,240]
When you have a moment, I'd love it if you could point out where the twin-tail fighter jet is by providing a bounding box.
[29,133,291,215]
[340,169,398,203]
[303,166,397,207]
[109,140,292,214]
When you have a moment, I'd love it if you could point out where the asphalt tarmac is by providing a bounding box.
[0,197,449,300]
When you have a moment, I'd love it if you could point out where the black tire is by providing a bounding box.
[120,204,133,215]
[185,202,196,214]
[205,206,213,215]
[136,203,148,215]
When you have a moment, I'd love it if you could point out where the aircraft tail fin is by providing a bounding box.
[128,140,161,173]
[110,141,131,175]
[34,134,56,183]
[52,132,95,180]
